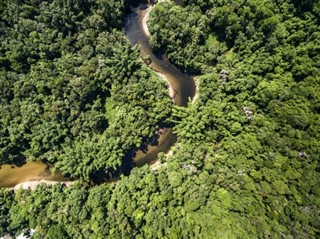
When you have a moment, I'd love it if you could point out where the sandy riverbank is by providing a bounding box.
[141,3,199,104]
[154,71,175,100]
[0,161,71,188]
[191,77,199,103]
[150,160,167,171]
[11,180,76,191]
[142,3,199,104]
[1,1,197,192]
[141,4,176,102]
[141,1,199,171]
[142,5,152,38]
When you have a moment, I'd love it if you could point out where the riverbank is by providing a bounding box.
[142,5,152,38]
[144,0,199,170]
[1,1,198,190]
[154,71,175,100]
[141,2,199,104]
[137,1,199,171]
[0,161,69,188]
[11,180,76,191]
[142,2,199,104]
[140,4,177,102]
[192,77,199,103]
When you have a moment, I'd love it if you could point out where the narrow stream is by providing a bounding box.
[126,2,195,165]
[0,1,195,187]
[126,5,195,107]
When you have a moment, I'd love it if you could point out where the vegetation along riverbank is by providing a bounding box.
[0,0,319,238]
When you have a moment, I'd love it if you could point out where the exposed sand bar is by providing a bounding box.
[11,180,76,191]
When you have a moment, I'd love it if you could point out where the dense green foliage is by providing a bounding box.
[0,0,172,180]
[149,0,320,237]
[1,0,320,238]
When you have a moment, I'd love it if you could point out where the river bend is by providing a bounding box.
[0,1,196,188]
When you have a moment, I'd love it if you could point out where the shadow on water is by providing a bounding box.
[11,154,27,167]
[173,0,186,7]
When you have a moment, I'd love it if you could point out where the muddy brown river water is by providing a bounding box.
[0,0,195,188]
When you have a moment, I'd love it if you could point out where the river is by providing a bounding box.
[126,3,194,107]
[0,162,68,188]
[0,0,195,188]
[127,1,195,165]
